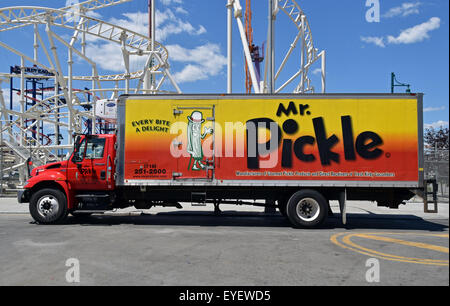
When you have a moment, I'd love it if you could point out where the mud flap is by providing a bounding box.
[338,189,347,225]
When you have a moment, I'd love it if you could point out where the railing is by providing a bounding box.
[425,149,449,203]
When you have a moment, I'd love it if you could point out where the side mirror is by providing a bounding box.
[71,136,85,163]
[26,157,32,178]
[74,135,81,151]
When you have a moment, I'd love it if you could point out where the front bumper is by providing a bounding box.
[17,189,30,203]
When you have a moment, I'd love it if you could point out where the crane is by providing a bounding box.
[244,0,264,94]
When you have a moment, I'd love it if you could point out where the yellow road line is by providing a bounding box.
[330,232,449,266]
[342,234,448,263]
[355,234,449,254]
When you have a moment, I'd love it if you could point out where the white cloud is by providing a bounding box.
[84,42,147,72]
[82,9,209,74]
[311,68,322,75]
[360,36,385,47]
[0,88,18,105]
[157,11,207,41]
[98,9,206,42]
[167,43,227,83]
[425,121,449,129]
[161,0,183,5]
[0,87,28,113]
[173,65,208,83]
[0,89,11,116]
[85,10,102,19]
[387,17,441,44]
[109,12,149,37]
[175,7,189,15]
[80,10,225,84]
[361,17,441,47]
[383,2,422,18]
[424,106,446,112]
[197,25,207,34]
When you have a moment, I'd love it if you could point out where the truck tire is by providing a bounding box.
[286,189,328,228]
[29,188,68,224]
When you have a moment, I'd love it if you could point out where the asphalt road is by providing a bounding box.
[0,200,448,286]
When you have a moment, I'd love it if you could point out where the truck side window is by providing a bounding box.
[85,138,106,159]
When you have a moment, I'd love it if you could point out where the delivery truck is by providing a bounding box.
[18,93,435,227]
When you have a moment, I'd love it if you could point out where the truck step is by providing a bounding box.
[71,210,107,214]
[75,194,110,198]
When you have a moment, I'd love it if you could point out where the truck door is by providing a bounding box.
[172,105,215,180]
[67,136,110,190]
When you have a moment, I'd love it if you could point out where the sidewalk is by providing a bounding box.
[1,197,448,220]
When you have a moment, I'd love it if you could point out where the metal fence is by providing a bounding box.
[424,149,449,202]
[0,143,20,196]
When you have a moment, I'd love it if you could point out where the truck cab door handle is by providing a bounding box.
[95,163,105,166]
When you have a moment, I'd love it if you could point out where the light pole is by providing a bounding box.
[391,72,411,93]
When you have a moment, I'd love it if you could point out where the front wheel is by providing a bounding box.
[29,188,68,224]
[286,190,328,228]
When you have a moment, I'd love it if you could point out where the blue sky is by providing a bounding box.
[0,0,448,129]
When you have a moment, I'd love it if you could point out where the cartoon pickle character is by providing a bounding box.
[187,111,213,171]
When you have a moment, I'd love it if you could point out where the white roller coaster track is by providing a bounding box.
[276,0,325,93]
[228,0,325,94]
[0,0,325,189]
[0,0,181,186]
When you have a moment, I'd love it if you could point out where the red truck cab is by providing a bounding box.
[18,134,116,224]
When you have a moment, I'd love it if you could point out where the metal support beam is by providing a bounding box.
[320,50,326,93]
[233,0,260,94]
[227,0,233,94]
[267,0,274,93]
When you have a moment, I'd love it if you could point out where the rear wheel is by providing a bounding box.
[29,188,68,224]
[286,189,328,228]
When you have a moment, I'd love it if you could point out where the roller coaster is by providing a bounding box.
[0,0,325,191]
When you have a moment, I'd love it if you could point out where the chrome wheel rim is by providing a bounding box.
[296,198,320,222]
[37,195,59,219]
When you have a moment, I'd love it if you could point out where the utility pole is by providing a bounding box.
[144,0,156,93]
[227,0,233,94]
[265,0,276,213]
